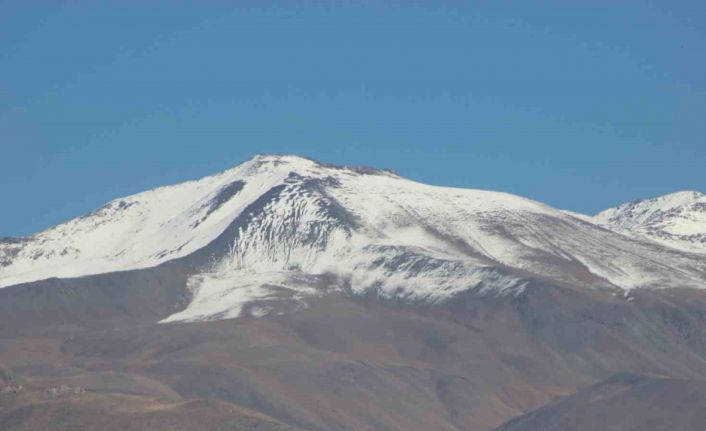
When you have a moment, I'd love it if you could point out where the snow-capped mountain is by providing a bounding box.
[1,155,705,323]
[595,191,706,254]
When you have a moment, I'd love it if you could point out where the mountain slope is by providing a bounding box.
[493,373,706,431]
[0,388,306,431]
[2,155,706,323]
[596,191,706,254]
[6,283,706,431]
[0,156,296,288]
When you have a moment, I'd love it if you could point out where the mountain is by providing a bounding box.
[1,155,706,431]
[595,191,706,254]
[2,155,705,323]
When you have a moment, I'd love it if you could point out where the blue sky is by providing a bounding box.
[2,1,705,236]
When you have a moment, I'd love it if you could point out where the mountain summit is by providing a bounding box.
[2,155,705,323]
[596,191,706,254]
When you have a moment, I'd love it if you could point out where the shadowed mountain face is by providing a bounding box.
[1,155,705,430]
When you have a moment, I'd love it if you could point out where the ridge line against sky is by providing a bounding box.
[1,1,705,236]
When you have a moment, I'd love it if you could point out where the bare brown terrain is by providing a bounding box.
[0,389,304,431]
[493,373,706,431]
[3,272,706,431]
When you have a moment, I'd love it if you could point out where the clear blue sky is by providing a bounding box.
[2,1,705,236]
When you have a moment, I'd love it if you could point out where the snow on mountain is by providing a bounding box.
[0,156,298,288]
[595,191,706,254]
[2,155,706,323]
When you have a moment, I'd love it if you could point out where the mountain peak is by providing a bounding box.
[239,153,318,172]
[635,190,704,208]
[249,153,316,164]
[244,153,399,177]
[595,190,706,253]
